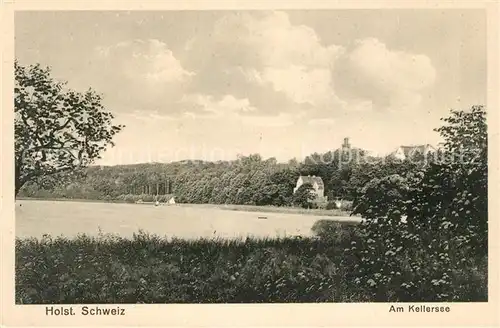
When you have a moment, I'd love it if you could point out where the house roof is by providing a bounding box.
[299,175,324,188]
[398,144,435,157]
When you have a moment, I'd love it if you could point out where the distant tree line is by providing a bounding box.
[19,148,433,208]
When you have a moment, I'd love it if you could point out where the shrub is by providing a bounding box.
[347,106,488,302]
[311,220,360,244]
[341,200,354,211]
[122,194,136,203]
[325,201,337,210]
[325,200,353,211]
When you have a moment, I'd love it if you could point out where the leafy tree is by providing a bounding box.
[430,105,487,255]
[14,61,124,196]
[348,105,487,302]
[267,168,298,206]
[293,183,316,209]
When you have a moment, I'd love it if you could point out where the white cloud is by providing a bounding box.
[349,38,436,91]
[179,93,301,127]
[95,39,194,84]
[90,39,196,116]
[250,66,336,106]
[348,38,436,110]
[92,18,436,126]
[122,110,176,122]
[236,11,342,69]
[214,11,344,107]
[179,94,257,117]
[242,112,299,128]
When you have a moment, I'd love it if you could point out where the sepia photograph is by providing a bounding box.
[2,1,498,325]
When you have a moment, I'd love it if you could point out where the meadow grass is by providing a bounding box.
[15,221,486,304]
[16,222,364,304]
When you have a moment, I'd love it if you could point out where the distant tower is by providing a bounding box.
[342,137,351,151]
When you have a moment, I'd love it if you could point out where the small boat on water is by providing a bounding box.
[258,216,267,220]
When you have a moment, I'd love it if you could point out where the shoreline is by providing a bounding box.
[16,197,358,218]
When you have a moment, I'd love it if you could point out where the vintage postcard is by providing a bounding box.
[1,0,499,327]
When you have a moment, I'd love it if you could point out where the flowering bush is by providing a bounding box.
[348,106,488,302]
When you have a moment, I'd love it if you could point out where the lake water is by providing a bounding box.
[15,200,359,240]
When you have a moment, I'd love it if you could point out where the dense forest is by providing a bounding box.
[19,146,431,209]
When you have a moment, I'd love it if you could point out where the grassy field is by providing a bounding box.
[15,221,487,304]
[15,200,360,240]
[16,223,367,304]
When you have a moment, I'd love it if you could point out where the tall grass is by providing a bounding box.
[16,224,363,304]
[15,221,486,304]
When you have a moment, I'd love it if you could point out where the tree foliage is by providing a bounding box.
[19,147,434,207]
[349,105,488,301]
[293,183,316,209]
[14,62,124,195]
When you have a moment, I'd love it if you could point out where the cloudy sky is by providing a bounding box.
[15,10,486,165]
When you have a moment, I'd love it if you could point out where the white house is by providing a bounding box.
[293,175,326,201]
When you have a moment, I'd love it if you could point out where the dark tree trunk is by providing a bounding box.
[15,181,21,197]
[15,163,23,197]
